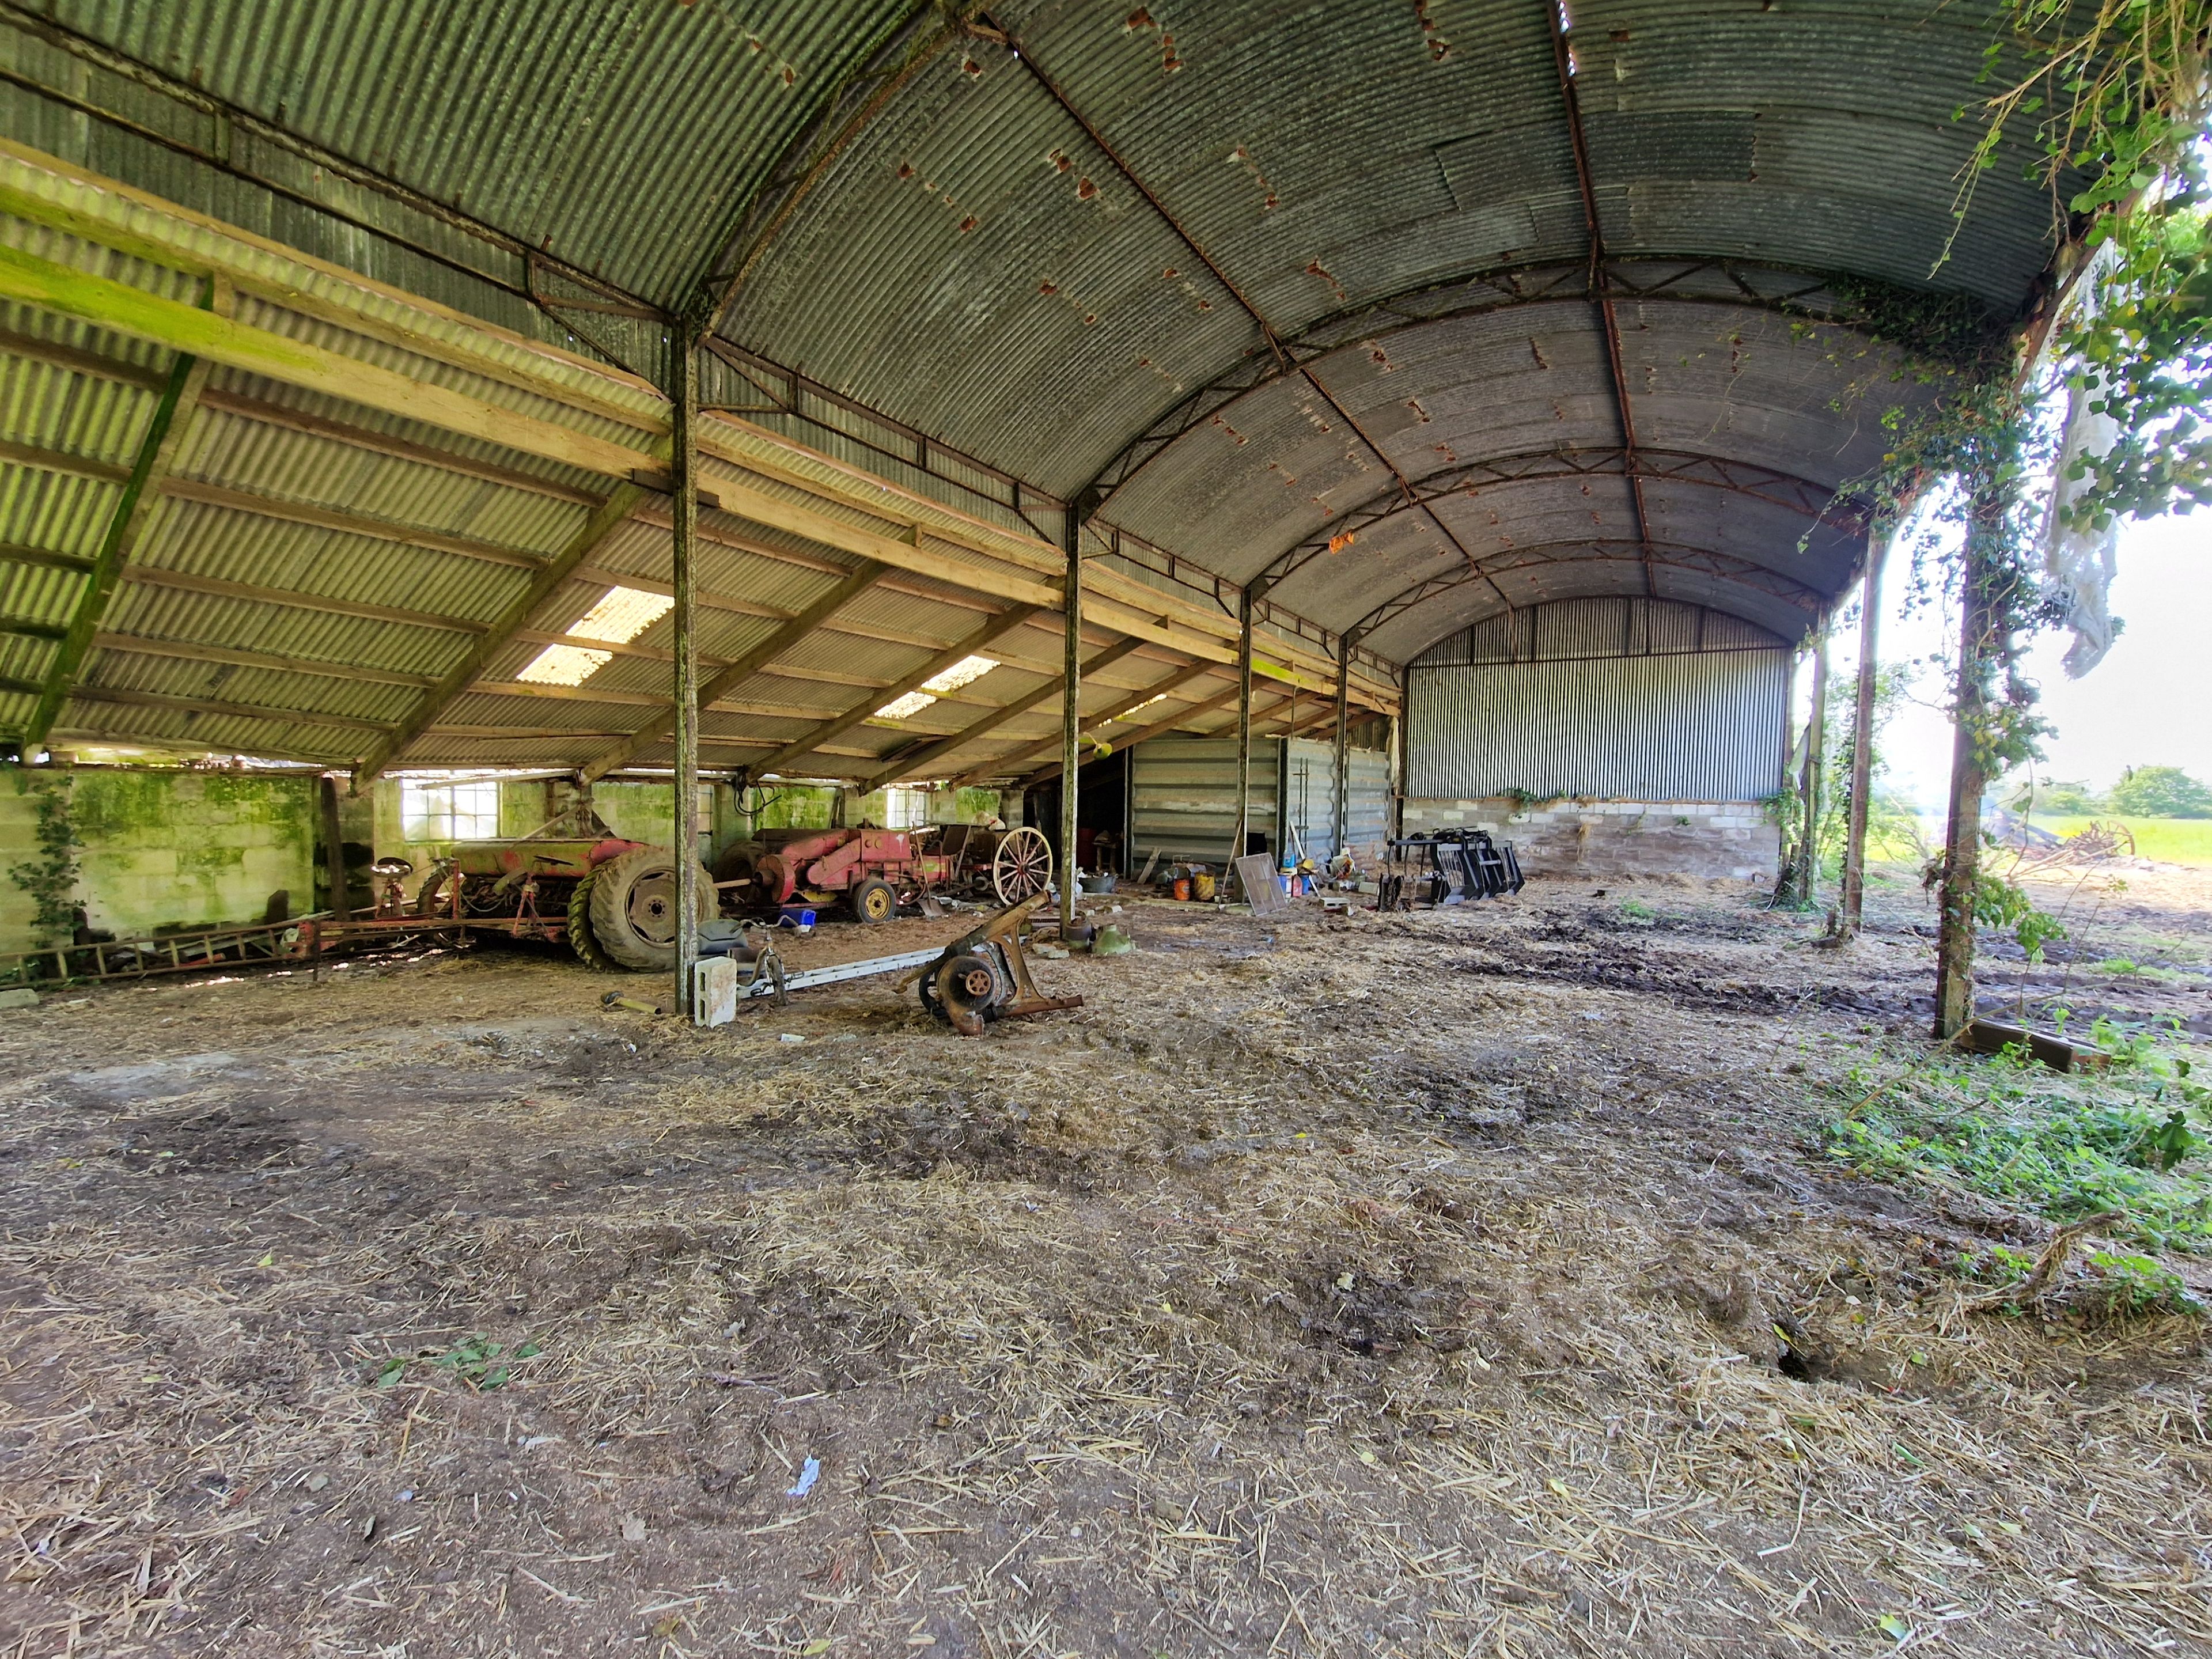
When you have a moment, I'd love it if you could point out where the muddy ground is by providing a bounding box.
[1,859,2207,1657]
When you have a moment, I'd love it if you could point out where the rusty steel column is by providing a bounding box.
[1234,586,1255,868]
[671,324,702,1017]
[1796,627,1830,907]
[1058,512,1083,930]
[1840,525,1889,935]
[1332,632,1351,859]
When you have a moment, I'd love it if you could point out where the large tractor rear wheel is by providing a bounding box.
[586,846,714,971]
[567,873,615,970]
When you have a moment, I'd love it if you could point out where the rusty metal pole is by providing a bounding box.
[1797,628,1830,906]
[1058,511,1082,931]
[1840,524,1889,935]
[1933,478,2006,1040]
[1332,632,1351,859]
[1234,587,1254,869]
[671,323,702,1018]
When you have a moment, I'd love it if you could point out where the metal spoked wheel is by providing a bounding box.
[991,825,1053,906]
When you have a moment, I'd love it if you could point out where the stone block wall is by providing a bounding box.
[0,767,316,953]
[1401,796,1781,883]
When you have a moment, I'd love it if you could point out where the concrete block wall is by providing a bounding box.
[1402,796,1781,883]
[0,767,316,954]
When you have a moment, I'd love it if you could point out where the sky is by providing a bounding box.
[1819,506,2210,811]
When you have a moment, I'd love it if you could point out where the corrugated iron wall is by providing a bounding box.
[1282,738,1392,859]
[1130,737,1280,866]
[1406,598,1789,802]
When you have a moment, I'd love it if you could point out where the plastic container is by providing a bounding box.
[776,905,818,931]
[1193,872,1217,900]
[1172,877,1192,901]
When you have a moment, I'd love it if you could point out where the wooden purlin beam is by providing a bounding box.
[579,559,888,783]
[120,565,487,634]
[194,388,604,507]
[864,635,1150,789]
[0,146,1397,717]
[161,476,547,571]
[24,275,226,748]
[353,483,650,781]
[0,543,95,575]
[0,241,653,479]
[92,631,435,688]
[67,683,393,732]
[950,661,1224,787]
[1020,681,1253,787]
[744,604,1042,779]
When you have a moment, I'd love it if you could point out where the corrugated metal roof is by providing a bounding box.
[38,0,908,309]
[0,0,2079,765]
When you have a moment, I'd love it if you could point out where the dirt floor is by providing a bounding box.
[2,859,2208,1657]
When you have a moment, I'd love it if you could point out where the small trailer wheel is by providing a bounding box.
[849,877,897,925]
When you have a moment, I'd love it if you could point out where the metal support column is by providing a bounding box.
[1233,586,1255,866]
[1058,511,1083,931]
[1839,525,1889,935]
[1796,627,1830,907]
[1332,634,1351,859]
[671,324,702,1017]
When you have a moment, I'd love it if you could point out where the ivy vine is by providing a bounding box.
[5,768,78,948]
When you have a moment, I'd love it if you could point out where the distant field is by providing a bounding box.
[2029,815,2212,867]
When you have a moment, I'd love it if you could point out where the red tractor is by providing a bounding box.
[717,824,1053,923]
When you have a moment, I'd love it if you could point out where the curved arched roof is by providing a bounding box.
[710,0,2047,655]
[0,1,2074,771]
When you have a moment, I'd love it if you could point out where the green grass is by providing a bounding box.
[2030,815,2212,867]
[1824,1026,2212,1253]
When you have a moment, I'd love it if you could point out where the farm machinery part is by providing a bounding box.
[1381,830,1525,910]
[715,823,1054,923]
[898,891,1082,1036]
[413,836,713,971]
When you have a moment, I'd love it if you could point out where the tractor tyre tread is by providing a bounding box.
[567,874,615,971]
[588,846,713,972]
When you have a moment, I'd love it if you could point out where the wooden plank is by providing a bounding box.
[0,617,67,641]
[0,240,653,479]
[48,721,357,766]
[355,482,649,780]
[0,144,669,434]
[121,565,488,632]
[1020,682,1252,786]
[0,322,168,391]
[161,476,547,570]
[865,635,1150,789]
[954,661,1226,786]
[744,604,1041,779]
[578,559,888,783]
[0,434,132,486]
[463,679,671,709]
[708,475,1063,609]
[196,387,605,507]
[66,683,395,733]
[0,543,94,575]
[90,631,435,688]
[24,280,224,747]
